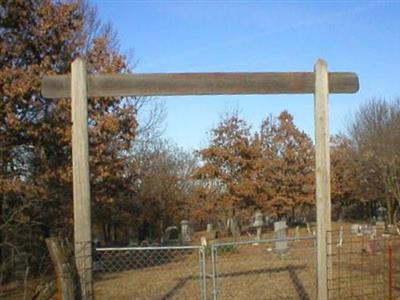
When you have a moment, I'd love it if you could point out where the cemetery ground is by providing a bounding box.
[2,222,398,299]
[93,222,400,300]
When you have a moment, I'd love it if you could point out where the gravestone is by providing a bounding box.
[207,223,213,233]
[181,220,191,244]
[377,206,386,222]
[254,211,264,241]
[206,223,217,240]
[264,215,272,226]
[274,221,288,254]
[376,206,386,234]
[164,226,179,244]
[295,226,300,241]
[350,224,361,235]
[227,216,240,238]
[232,218,240,237]
[361,224,376,238]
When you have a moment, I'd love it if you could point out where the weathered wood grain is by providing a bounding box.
[45,237,77,300]
[314,59,331,300]
[42,72,359,98]
[71,58,93,299]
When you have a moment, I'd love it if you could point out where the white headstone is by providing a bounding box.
[295,226,300,242]
[181,220,191,244]
[350,224,361,235]
[274,221,288,254]
[253,211,264,227]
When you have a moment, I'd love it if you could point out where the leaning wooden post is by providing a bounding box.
[71,58,93,299]
[45,237,77,299]
[314,59,332,300]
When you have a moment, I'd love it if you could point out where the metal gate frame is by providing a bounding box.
[210,236,317,300]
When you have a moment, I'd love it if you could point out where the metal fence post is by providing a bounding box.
[388,240,393,300]
[211,245,218,300]
[199,246,207,300]
[203,247,207,300]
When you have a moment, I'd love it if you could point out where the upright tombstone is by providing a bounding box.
[274,221,288,254]
[264,215,272,227]
[361,224,376,239]
[295,226,300,241]
[181,220,191,244]
[350,224,361,235]
[206,223,217,240]
[164,226,179,244]
[227,215,240,238]
[376,206,386,234]
[377,206,386,222]
[254,211,264,241]
[207,223,213,233]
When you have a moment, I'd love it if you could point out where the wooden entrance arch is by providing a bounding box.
[42,58,359,299]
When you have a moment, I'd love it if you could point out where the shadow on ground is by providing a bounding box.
[161,264,310,300]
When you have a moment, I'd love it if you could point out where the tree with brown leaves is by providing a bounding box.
[194,112,260,230]
[259,111,314,220]
[0,0,139,282]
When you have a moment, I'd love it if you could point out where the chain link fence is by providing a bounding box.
[7,230,398,299]
[327,229,400,300]
[6,231,400,299]
[210,236,317,300]
[92,235,317,300]
[94,245,207,300]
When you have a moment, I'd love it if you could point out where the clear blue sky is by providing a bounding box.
[92,0,400,150]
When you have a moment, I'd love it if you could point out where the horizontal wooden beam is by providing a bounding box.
[41,72,359,98]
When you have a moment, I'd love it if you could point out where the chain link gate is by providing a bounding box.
[210,236,317,300]
[94,245,207,299]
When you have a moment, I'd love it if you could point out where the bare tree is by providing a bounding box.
[348,98,400,223]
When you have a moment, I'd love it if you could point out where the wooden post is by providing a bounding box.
[45,237,77,300]
[40,60,358,300]
[71,58,93,299]
[42,72,359,98]
[314,59,332,300]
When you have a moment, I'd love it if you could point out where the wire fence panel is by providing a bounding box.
[94,246,207,300]
[211,236,317,300]
[327,230,400,300]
